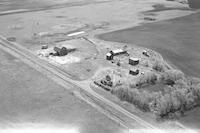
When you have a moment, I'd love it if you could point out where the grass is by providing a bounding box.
[188,0,200,9]
[140,83,166,93]
[180,107,200,129]
[0,48,123,133]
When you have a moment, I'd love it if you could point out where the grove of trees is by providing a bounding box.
[111,71,200,119]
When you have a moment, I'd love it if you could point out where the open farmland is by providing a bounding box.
[0,49,124,133]
[0,0,200,132]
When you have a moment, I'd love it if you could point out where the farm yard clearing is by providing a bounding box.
[36,38,99,80]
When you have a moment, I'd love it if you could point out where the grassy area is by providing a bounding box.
[140,83,166,93]
[0,49,124,133]
[144,3,190,13]
[180,107,200,129]
[188,0,200,9]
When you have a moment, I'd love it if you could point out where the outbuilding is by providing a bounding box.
[142,50,149,57]
[110,49,127,56]
[129,69,139,76]
[54,47,68,56]
[106,53,113,60]
[106,49,127,60]
[129,57,139,66]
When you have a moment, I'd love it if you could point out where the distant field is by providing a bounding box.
[180,107,200,129]
[188,0,200,9]
[99,12,200,78]
[0,0,96,12]
[0,0,50,11]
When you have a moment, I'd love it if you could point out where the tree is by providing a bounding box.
[152,60,166,72]
[135,72,157,87]
[160,70,184,85]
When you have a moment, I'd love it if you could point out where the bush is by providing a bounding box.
[111,71,200,120]
[152,60,166,72]
[142,60,149,67]
[150,89,181,119]
[160,70,184,85]
[188,77,200,86]
[112,86,156,111]
[150,78,200,119]
[135,72,157,87]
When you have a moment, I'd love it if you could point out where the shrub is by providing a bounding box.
[111,71,200,120]
[188,77,200,86]
[142,60,149,67]
[150,78,200,119]
[160,70,184,85]
[112,86,156,111]
[146,72,157,84]
[150,89,183,119]
[152,60,166,72]
[135,72,157,87]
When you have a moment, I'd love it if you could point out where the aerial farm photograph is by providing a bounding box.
[0,0,199,133]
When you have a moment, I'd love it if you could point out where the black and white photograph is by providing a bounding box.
[0,0,199,133]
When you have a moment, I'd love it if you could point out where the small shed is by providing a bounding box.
[129,69,139,76]
[142,50,149,57]
[129,57,139,66]
[106,53,113,60]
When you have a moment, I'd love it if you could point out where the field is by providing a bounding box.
[188,0,200,9]
[0,48,125,133]
[0,0,106,12]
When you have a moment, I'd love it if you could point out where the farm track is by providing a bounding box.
[0,36,157,131]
